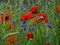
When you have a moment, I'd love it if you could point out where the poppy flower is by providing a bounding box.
[33,16,38,24]
[30,5,38,14]
[5,16,9,22]
[10,24,14,30]
[1,13,5,24]
[33,13,48,24]
[6,11,13,20]
[46,42,50,45]
[41,18,48,24]
[7,22,14,31]
[27,32,33,40]
[38,13,48,24]
[55,6,60,13]
[21,13,33,22]
[38,13,47,19]
[8,36,16,45]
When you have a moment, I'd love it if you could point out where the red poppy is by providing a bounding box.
[33,16,38,24]
[38,13,47,19]
[21,13,33,22]
[7,22,14,31]
[30,5,38,14]
[6,11,13,20]
[27,32,33,40]
[10,24,14,30]
[46,42,50,45]
[8,36,16,45]
[55,6,60,13]
[33,13,48,24]
[1,13,5,24]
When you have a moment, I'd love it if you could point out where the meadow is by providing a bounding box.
[0,0,60,45]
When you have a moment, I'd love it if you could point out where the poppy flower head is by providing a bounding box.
[38,13,47,19]
[37,13,48,24]
[27,32,33,40]
[46,42,50,45]
[30,5,39,14]
[5,16,9,22]
[21,13,33,22]
[38,16,44,22]
[55,6,60,13]
[6,11,13,20]
[11,24,14,30]
[0,13,5,24]
[8,36,16,45]
[21,14,27,21]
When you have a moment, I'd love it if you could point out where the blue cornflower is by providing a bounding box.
[19,5,25,10]
[30,26,36,30]
[11,20,15,24]
[23,27,28,31]
[46,24,52,27]
[20,21,26,27]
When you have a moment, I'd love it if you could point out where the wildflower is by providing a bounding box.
[23,27,28,31]
[5,16,9,22]
[30,5,38,14]
[33,13,48,24]
[0,12,5,24]
[46,24,52,27]
[6,11,13,20]
[10,24,14,30]
[21,13,33,22]
[29,26,36,30]
[55,6,60,13]
[7,36,16,45]
[19,5,25,10]
[11,20,15,24]
[27,32,33,40]
[21,21,26,27]
[46,42,50,45]
[33,16,38,24]
[7,22,14,31]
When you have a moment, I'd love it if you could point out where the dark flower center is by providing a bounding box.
[5,16,9,21]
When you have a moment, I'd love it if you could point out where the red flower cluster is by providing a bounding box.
[38,13,48,24]
[0,11,14,31]
[33,13,48,24]
[21,13,33,22]
[55,6,60,13]
[0,11,13,24]
[27,32,33,40]
[7,36,16,45]
[30,5,38,14]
